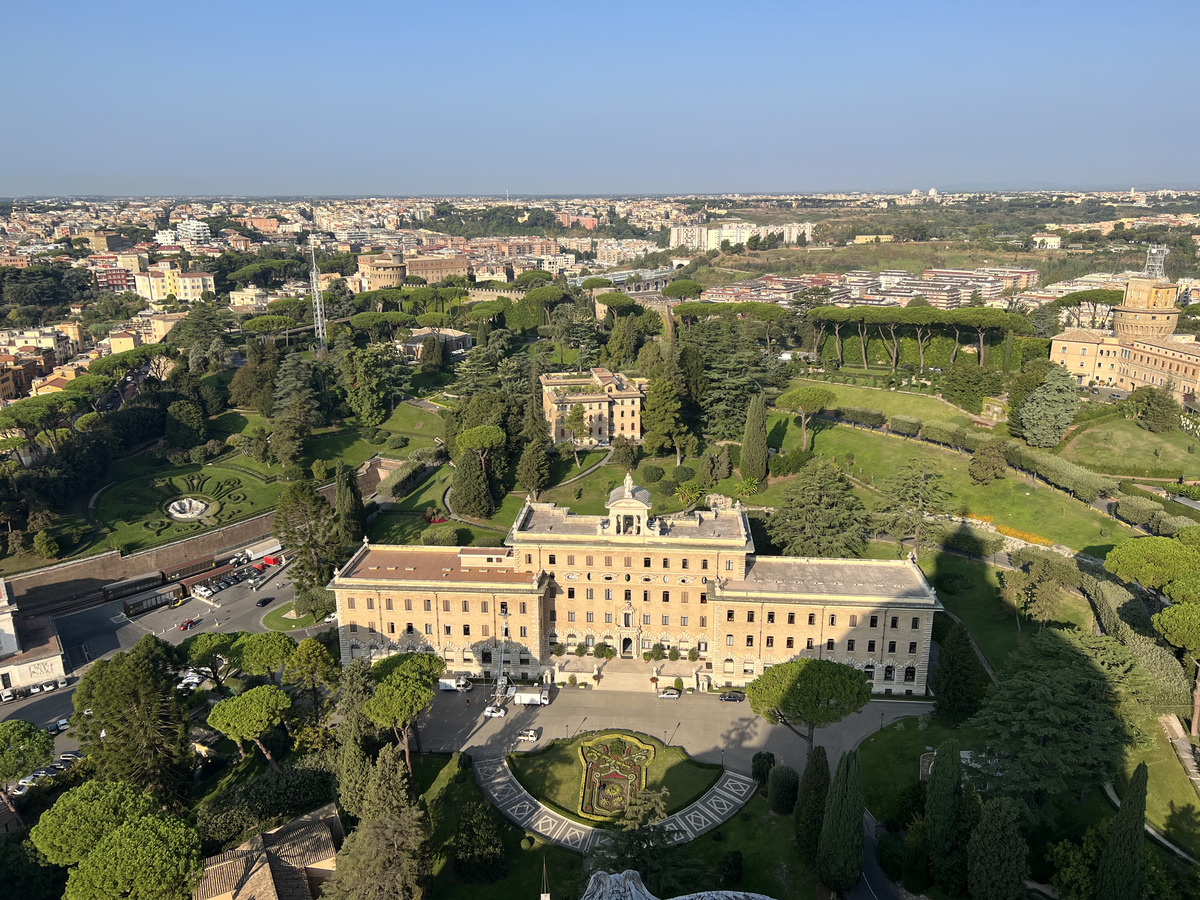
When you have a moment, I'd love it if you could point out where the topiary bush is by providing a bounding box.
[672,465,694,483]
[767,764,799,814]
[641,465,664,484]
[655,479,676,497]
[687,647,699,662]
[361,427,381,444]
[673,676,684,691]
[751,751,775,792]
[385,434,409,450]
[453,801,509,883]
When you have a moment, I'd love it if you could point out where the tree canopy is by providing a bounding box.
[746,658,871,754]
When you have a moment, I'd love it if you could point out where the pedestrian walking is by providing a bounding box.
[466,698,470,707]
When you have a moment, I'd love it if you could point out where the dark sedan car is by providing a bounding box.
[718,691,746,702]
[255,596,273,608]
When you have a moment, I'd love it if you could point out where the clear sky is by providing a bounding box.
[2,0,1197,196]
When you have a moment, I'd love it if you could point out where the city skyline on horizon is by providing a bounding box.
[2,1,1197,196]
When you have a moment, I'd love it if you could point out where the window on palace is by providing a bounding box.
[767,611,775,624]
[847,639,855,651]
[909,642,918,654]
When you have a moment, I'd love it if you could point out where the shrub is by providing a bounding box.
[767,764,799,814]
[673,676,684,691]
[574,644,585,657]
[751,751,775,792]
[668,647,680,661]
[378,460,426,499]
[453,801,508,883]
[726,444,741,468]
[550,643,565,657]
[672,465,694,483]
[655,479,676,497]
[889,415,922,437]
[687,647,699,662]
[929,524,1005,557]
[717,850,743,888]
[1115,495,1164,528]
[650,643,665,661]
[385,434,409,450]
[568,674,577,686]
[409,446,446,463]
[520,835,534,851]
[421,524,459,545]
[361,427,380,443]
[283,464,307,482]
[935,572,972,594]
[367,429,388,445]
[640,464,664,484]
[838,406,887,428]
[1003,443,1116,503]
[194,761,336,852]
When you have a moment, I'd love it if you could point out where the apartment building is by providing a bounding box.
[356,252,407,291]
[176,219,212,243]
[669,222,815,252]
[329,477,940,693]
[0,328,73,365]
[541,368,645,447]
[404,253,470,283]
[133,263,214,303]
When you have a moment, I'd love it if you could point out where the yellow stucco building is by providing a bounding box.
[330,474,941,694]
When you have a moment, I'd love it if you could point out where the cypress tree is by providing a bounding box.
[767,764,799,815]
[333,462,365,545]
[817,749,864,892]
[794,745,830,865]
[925,739,962,891]
[1093,762,1147,900]
[932,624,987,723]
[516,437,550,500]
[452,450,493,518]
[967,798,1027,900]
[740,392,768,481]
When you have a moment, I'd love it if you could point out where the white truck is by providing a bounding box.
[438,676,472,692]
[513,688,550,706]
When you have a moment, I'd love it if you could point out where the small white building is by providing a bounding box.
[0,579,67,694]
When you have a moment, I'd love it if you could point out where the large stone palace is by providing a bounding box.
[330,475,941,694]
[1052,248,1193,400]
[541,368,646,447]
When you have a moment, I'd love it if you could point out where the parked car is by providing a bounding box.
[718,691,745,702]
[45,724,59,735]
[57,677,69,689]
[32,767,58,779]
[177,619,197,631]
[1109,392,1123,400]
[27,684,42,695]
[41,681,57,693]
[483,705,506,718]
[10,784,30,797]
[56,718,69,732]
[323,612,337,624]
[255,596,273,608]
[60,750,84,762]
[657,689,680,700]
[516,728,538,742]
[0,688,16,702]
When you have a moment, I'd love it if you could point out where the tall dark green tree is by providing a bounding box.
[793,745,830,865]
[766,460,870,558]
[516,435,550,499]
[740,392,768,481]
[817,749,864,892]
[164,399,205,448]
[931,623,988,724]
[271,353,316,420]
[641,375,696,466]
[334,461,366,545]
[1021,365,1079,448]
[924,739,969,892]
[1093,761,1147,900]
[967,798,1028,900]
[273,480,339,591]
[880,460,949,547]
[452,442,494,518]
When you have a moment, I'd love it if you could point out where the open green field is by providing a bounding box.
[1059,417,1200,478]
[783,377,962,423]
[261,601,315,632]
[208,410,271,436]
[381,402,444,439]
[413,752,583,900]
[508,731,722,826]
[92,463,284,553]
[808,425,1134,556]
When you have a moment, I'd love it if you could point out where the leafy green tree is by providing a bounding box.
[362,666,435,774]
[746,658,871,756]
[453,800,509,883]
[776,386,836,452]
[180,631,236,694]
[661,279,703,300]
[880,460,949,547]
[333,461,366,545]
[233,631,297,686]
[767,764,799,814]
[419,334,444,374]
[31,781,154,867]
[794,745,830,865]
[63,815,202,900]
[271,353,316,420]
[0,719,53,825]
[334,657,379,748]
[1021,365,1079,447]
[739,392,768,481]
[452,448,492,518]
[766,460,870,558]
[1126,386,1181,433]
[72,635,190,801]
[924,739,970,892]
[1093,761,1147,900]
[0,832,66,900]
[966,629,1129,821]
[273,480,339,592]
[969,439,1009,483]
[516,433,550,499]
[967,798,1028,900]
[284,637,339,726]
[207,685,293,771]
[817,749,864,892]
[751,751,775,791]
[642,376,696,466]
[164,399,205,448]
[1152,601,1200,736]
[564,402,587,465]
[32,529,59,559]
[931,623,988,724]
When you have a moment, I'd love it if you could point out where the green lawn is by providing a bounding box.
[1059,418,1200,478]
[413,752,583,900]
[508,731,722,826]
[784,377,963,422]
[92,461,285,554]
[661,794,817,899]
[806,424,1134,556]
[208,409,270,437]
[391,465,452,512]
[367,511,428,545]
[382,403,444,439]
[261,601,315,632]
[548,448,608,488]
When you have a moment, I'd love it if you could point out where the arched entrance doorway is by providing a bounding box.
[621,637,633,657]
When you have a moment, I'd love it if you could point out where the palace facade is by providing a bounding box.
[329,475,941,694]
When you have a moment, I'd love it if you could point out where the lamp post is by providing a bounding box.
[880,711,885,733]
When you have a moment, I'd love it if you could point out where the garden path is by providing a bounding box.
[474,753,757,852]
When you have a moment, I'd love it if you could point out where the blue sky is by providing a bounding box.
[2,0,1196,196]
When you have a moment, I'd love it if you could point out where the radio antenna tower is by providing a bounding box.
[1144,245,1170,281]
[309,236,327,350]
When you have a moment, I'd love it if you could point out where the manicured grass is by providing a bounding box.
[92,461,285,553]
[1120,712,1200,859]
[190,743,269,808]
[261,601,315,632]
[367,511,428,545]
[382,402,444,438]
[540,459,692,517]
[1059,418,1200,477]
[548,448,608,487]
[859,717,985,826]
[784,376,962,422]
[414,752,583,900]
[392,465,452,512]
[661,794,817,900]
[508,731,722,826]
[208,409,270,437]
[808,424,1134,556]
[302,428,380,469]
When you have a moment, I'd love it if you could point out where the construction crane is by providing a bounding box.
[308,238,327,350]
